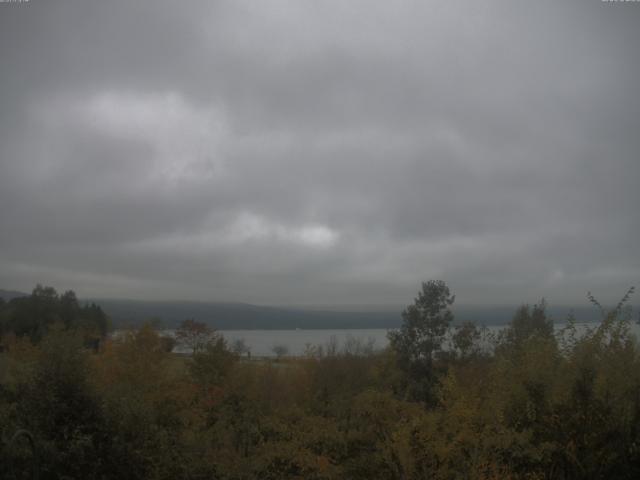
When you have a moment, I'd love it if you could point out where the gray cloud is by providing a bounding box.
[0,0,638,307]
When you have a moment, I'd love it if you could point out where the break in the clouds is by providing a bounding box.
[0,0,638,307]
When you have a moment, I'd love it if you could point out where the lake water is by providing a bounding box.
[217,329,389,357]
[167,321,640,357]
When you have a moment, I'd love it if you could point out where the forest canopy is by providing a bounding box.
[0,285,109,342]
[0,282,639,479]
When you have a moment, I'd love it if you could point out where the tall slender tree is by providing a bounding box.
[388,280,455,404]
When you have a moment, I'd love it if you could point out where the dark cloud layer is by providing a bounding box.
[1,0,638,307]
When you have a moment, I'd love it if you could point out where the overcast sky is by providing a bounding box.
[0,0,638,307]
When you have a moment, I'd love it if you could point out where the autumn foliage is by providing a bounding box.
[1,284,639,479]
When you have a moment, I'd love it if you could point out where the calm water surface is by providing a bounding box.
[163,322,640,357]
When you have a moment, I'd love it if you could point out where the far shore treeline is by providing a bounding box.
[0,288,611,330]
[1,282,639,479]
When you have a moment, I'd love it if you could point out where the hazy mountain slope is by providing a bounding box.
[92,299,401,329]
[1,287,611,329]
[0,289,28,301]
[92,299,607,330]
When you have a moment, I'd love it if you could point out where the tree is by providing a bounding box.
[271,344,289,359]
[388,280,455,404]
[190,336,237,387]
[2,285,110,342]
[78,302,110,337]
[16,327,106,478]
[59,289,80,328]
[451,321,482,360]
[8,285,61,341]
[0,297,7,338]
[501,300,553,349]
[231,338,251,357]
[587,286,635,321]
[175,318,216,354]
